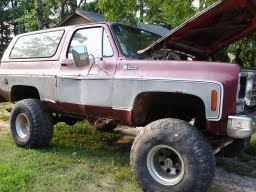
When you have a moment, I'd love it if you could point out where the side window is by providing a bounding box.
[10,30,64,59]
[103,30,114,57]
[68,28,113,59]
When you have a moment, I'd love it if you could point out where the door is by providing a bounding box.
[57,26,117,117]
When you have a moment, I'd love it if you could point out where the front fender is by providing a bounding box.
[112,78,223,121]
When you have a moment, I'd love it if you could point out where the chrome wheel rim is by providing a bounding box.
[147,145,185,186]
[16,113,30,138]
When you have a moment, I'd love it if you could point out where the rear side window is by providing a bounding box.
[10,30,64,59]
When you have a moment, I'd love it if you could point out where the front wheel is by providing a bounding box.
[131,118,215,192]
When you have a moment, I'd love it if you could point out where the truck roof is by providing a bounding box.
[15,23,112,37]
[1,22,115,62]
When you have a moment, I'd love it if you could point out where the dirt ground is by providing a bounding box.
[214,167,256,192]
[0,120,9,134]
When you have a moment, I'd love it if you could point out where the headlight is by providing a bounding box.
[245,75,254,105]
[236,103,245,113]
[246,76,253,90]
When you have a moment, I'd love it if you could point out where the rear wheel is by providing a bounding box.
[10,99,53,148]
[131,118,215,192]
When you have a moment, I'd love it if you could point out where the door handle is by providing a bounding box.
[61,63,68,66]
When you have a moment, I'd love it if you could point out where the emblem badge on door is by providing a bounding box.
[123,64,138,71]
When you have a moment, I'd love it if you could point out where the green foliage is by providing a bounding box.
[98,0,138,25]
[96,0,216,28]
[82,0,101,13]
[0,1,12,54]
[143,0,196,28]
[52,122,122,149]
[227,34,256,68]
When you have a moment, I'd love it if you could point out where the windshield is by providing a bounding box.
[112,24,160,58]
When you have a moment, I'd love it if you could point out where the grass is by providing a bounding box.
[0,102,12,121]
[0,102,255,192]
[0,122,141,192]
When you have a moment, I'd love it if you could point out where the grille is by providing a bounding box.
[248,75,256,106]
[239,71,256,106]
[238,76,247,99]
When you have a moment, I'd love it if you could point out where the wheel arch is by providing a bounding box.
[11,85,40,102]
[131,91,206,127]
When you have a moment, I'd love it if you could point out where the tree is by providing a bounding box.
[0,0,13,58]
[36,0,44,29]
[98,0,138,24]
[145,0,196,28]
[82,0,100,13]
[97,0,198,27]
[138,0,144,22]
[227,34,256,68]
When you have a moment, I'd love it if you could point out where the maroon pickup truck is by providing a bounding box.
[1,0,256,191]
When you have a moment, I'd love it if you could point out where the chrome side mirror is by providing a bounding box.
[72,45,89,68]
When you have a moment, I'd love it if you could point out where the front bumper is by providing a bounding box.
[227,111,256,138]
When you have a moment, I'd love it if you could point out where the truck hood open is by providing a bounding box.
[138,0,256,57]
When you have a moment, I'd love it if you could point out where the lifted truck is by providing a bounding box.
[1,0,256,191]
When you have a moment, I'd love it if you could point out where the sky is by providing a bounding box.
[193,0,200,8]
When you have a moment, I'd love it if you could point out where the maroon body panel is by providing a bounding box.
[115,59,240,134]
[207,81,238,135]
[43,101,132,124]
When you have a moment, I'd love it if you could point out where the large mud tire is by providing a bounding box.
[131,118,215,192]
[10,99,53,148]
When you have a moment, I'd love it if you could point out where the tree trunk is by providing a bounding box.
[70,0,77,12]
[36,0,44,29]
[60,0,67,20]
[11,0,18,35]
[0,24,3,50]
[138,0,144,22]
[78,0,85,8]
